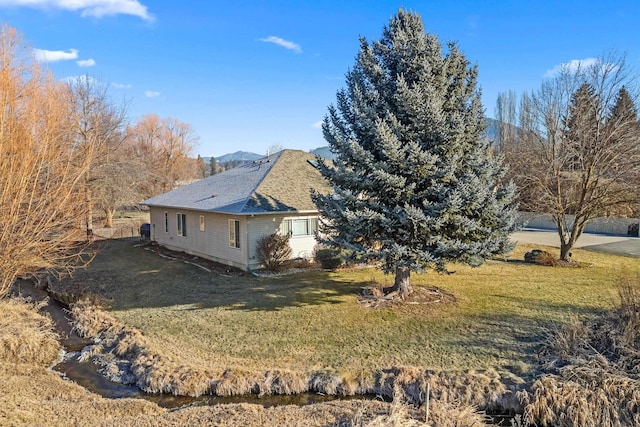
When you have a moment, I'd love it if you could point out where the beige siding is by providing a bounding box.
[247,214,320,269]
[150,208,320,271]
[288,233,318,259]
[149,207,248,270]
[246,215,284,269]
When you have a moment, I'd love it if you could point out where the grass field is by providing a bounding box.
[1,298,426,426]
[70,239,640,381]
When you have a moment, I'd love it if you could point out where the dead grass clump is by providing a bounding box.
[537,318,590,369]
[428,369,508,412]
[365,386,489,427]
[310,370,347,395]
[0,298,60,366]
[308,369,376,396]
[372,367,510,412]
[422,399,489,427]
[524,365,640,426]
[258,369,310,396]
[72,299,119,338]
[129,353,213,397]
[212,368,258,396]
[525,272,640,426]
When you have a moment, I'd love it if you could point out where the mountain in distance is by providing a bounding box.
[216,151,263,163]
[309,146,334,160]
[209,118,505,165]
[484,117,500,143]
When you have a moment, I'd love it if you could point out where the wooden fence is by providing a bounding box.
[92,226,143,240]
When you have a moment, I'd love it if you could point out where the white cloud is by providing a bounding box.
[544,58,598,77]
[312,120,323,129]
[0,0,153,21]
[33,48,78,63]
[76,58,95,67]
[259,36,302,54]
[144,90,160,98]
[112,82,132,89]
[61,75,98,85]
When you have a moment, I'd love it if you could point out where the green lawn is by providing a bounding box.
[75,239,639,380]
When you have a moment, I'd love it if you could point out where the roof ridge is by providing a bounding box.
[236,150,285,213]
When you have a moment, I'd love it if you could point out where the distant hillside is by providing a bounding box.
[216,151,263,163]
[209,119,505,166]
[484,117,500,144]
[310,146,334,160]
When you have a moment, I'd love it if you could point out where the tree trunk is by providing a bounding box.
[555,214,574,261]
[560,242,573,261]
[383,265,413,297]
[85,186,93,240]
[104,208,113,228]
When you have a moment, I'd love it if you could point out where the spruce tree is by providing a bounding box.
[609,87,637,123]
[312,9,517,296]
[209,156,218,176]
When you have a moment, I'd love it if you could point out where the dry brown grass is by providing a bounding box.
[96,400,389,427]
[363,386,489,427]
[0,295,490,426]
[93,396,489,427]
[71,298,512,417]
[524,364,640,427]
[0,298,164,426]
[524,272,640,426]
[0,298,59,366]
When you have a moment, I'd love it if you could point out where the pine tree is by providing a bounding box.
[209,156,218,175]
[609,87,637,123]
[564,83,599,173]
[312,9,517,296]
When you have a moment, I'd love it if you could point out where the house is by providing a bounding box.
[142,149,331,271]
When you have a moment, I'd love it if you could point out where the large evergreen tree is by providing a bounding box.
[312,10,517,296]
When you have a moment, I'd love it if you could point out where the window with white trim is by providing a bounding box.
[280,217,318,237]
[177,213,187,237]
[164,211,169,233]
[199,215,205,232]
[229,219,240,248]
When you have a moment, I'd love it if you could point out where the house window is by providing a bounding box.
[199,215,205,232]
[281,217,318,237]
[229,219,240,248]
[177,213,187,237]
[164,211,169,233]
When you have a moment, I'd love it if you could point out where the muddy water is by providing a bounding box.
[14,281,376,409]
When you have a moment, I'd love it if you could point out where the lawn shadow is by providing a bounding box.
[63,239,366,312]
[440,295,608,377]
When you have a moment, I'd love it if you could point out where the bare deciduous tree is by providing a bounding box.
[67,76,127,232]
[126,114,199,197]
[93,144,146,227]
[497,53,640,260]
[0,26,92,296]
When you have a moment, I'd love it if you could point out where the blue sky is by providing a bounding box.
[2,1,639,157]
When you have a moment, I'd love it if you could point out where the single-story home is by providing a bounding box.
[142,149,331,271]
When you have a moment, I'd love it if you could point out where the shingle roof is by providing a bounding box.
[142,149,331,214]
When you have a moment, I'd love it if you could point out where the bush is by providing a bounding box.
[256,233,292,272]
[524,249,557,266]
[314,248,345,270]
